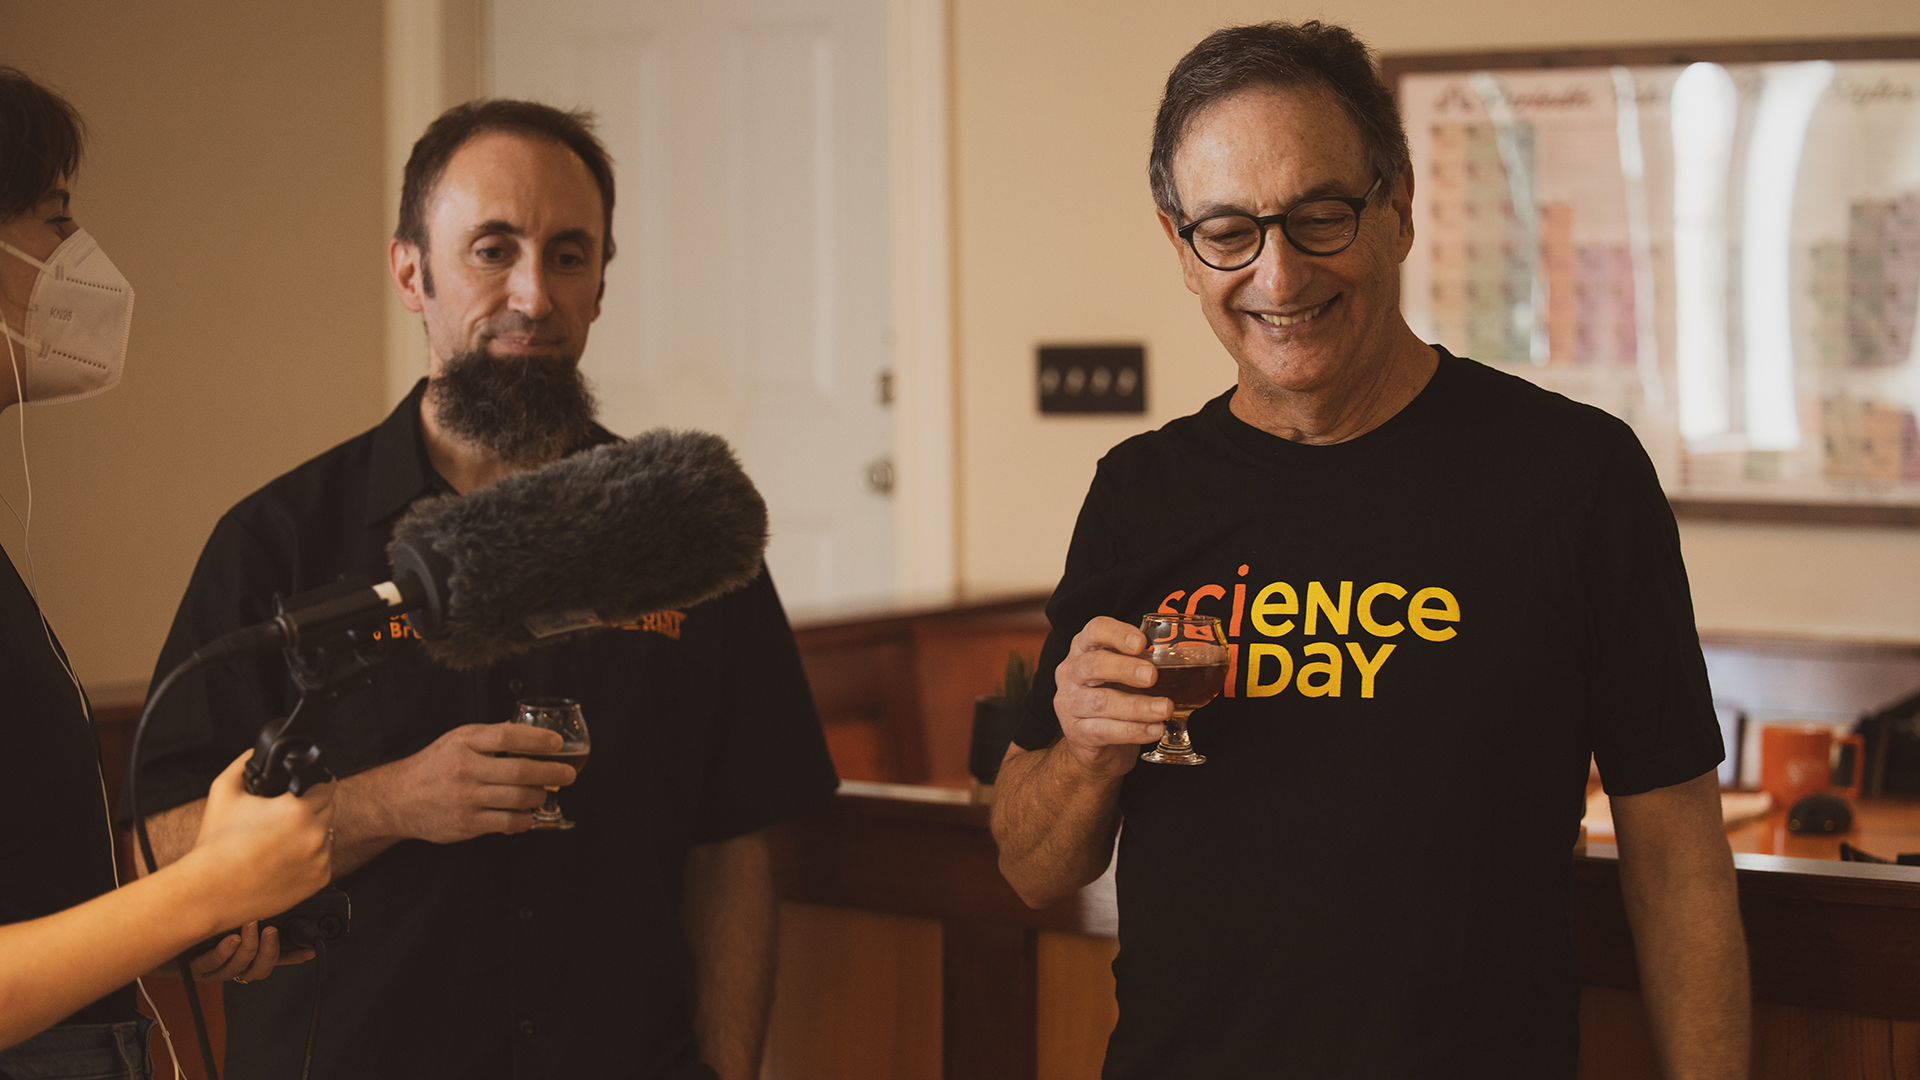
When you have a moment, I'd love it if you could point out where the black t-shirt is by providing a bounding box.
[1013,349,1724,1079]
[121,381,839,1080]
[0,557,135,1028]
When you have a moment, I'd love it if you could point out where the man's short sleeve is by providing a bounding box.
[686,569,839,843]
[1582,426,1726,796]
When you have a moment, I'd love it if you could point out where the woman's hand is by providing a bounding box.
[180,752,336,934]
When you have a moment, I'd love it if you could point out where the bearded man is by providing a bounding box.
[124,100,837,1080]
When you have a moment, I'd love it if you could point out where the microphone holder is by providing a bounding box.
[242,615,385,798]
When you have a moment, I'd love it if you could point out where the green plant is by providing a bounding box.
[996,651,1033,705]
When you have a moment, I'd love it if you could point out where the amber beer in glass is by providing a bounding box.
[1138,614,1229,765]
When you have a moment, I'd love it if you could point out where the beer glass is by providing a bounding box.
[511,698,591,830]
[1138,614,1229,765]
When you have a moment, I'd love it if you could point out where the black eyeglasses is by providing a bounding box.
[1176,174,1384,270]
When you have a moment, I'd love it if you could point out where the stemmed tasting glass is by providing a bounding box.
[1137,614,1229,766]
[512,698,591,831]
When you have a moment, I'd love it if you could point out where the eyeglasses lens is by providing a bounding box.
[1189,200,1360,269]
[1285,201,1360,253]
[1189,218,1265,270]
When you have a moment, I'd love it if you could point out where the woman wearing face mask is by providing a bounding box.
[0,66,336,1074]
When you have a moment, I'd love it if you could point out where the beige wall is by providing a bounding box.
[951,0,1920,644]
[0,0,389,698]
[5,0,1920,703]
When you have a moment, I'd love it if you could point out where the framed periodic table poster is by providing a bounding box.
[1383,39,1920,525]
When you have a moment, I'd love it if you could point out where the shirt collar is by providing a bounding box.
[365,379,444,526]
[363,377,623,527]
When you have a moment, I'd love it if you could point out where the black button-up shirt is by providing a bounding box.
[124,381,837,1079]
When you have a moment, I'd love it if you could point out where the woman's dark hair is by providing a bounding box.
[395,98,617,288]
[0,65,85,220]
[1149,21,1409,222]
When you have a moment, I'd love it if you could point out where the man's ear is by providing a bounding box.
[390,239,427,314]
[1158,210,1205,297]
[1390,168,1417,263]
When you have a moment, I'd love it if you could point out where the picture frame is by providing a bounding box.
[1382,38,1920,526]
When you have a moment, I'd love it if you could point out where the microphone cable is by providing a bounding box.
[129,653,331,1080]
[128,655,223,1080]
[299,938,327,1080]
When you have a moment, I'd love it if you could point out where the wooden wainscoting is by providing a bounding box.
[1035,932,1121,1079]
[792,594,1050,787]
[766,782,1117,1080]
[1580,987,1920,1080]
[767,785,1920,1080]
[763,905,1120,1080]
[766,904,945,1079]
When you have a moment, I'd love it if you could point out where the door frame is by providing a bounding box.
[381,0,957,600]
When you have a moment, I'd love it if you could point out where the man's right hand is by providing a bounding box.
[373,722,578,845]
[1051,615,1171,779]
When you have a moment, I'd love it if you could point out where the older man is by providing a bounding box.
[991,22,1746,1080]
[124,101,836,1080]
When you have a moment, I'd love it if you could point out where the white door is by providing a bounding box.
[492,0,895,616]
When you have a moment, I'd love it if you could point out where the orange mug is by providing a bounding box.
[1759,725,1863,810]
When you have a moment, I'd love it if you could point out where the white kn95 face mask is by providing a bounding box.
[0,228,134,405]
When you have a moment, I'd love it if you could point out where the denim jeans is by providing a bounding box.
[0,1018,154,1080]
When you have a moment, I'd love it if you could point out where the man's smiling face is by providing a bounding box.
[1159,83,1415,405]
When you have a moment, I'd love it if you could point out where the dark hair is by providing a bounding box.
[395,99,617,287]
[0,65,86,220]
[1149,21,1409,222]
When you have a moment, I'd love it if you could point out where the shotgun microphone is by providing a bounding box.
[191,429,769,670]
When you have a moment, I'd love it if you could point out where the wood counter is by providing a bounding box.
[768,782,1920,1080]
[1576,843,1920,1018]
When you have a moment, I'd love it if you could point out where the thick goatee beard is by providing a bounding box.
[429,351,600,468]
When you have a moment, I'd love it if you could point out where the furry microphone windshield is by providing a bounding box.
[389,429,769,670]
